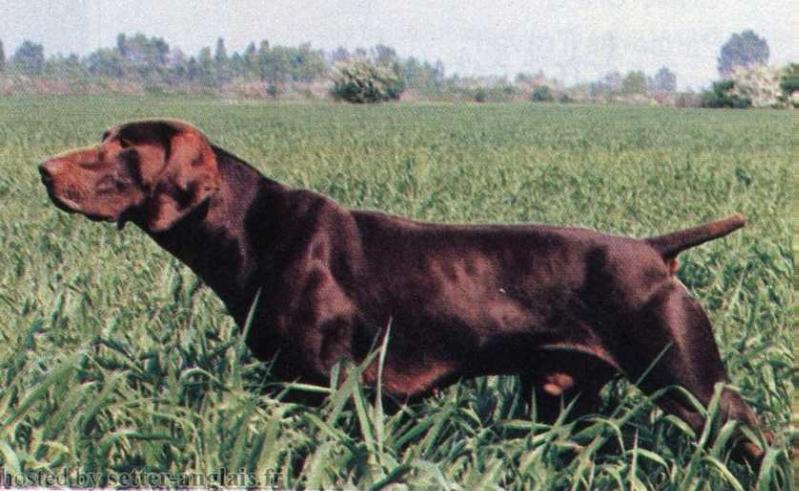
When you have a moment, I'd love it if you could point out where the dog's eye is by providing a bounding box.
[119,139,133,149]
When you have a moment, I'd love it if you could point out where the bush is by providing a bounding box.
[330,59,404,103]
[674,92,702,108]
[701,80,751,108]
[467,85,519,103]
[531,85,554,102]
[557,92,573,103]
[731,65,783,107]
[779,63,799,93]
[779,63,798,107]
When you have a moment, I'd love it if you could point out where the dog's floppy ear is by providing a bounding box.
[146,129,221,232]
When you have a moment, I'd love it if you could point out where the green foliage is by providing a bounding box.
[0,39,5,72]
[531,85,554,102]
[400,57,445,89]
[331,59,405,103]
[12,40,44,74]
[651,66,677,92]
[0,33,447,99]
[214,38,231,84]
[115,33,171,79]
[196,47,215,86]
[701,80,751,108]
[779,63,799,94]
[557,92,573,103]
[717,30,770,78]
[590,71,623,98]
[464,84,518,103]
[85,48,126,78]
[258,43,326,84]
[265,83,280,99]
[0,33,328,93]
[0,98,793,489]
[372,44,397,65]
[622,70,648,95]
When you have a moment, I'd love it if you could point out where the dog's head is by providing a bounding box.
[40,119,221,232]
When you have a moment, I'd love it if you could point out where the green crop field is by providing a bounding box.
[0,96,794,489]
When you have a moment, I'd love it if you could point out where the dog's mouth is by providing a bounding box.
[41,182,115,224]
[42,184,79,214]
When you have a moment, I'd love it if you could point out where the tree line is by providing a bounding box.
[0,29,791,108]
[0,33,664,95]
[0,33,446,91]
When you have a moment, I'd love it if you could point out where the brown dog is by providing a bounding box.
[40,119,767,462]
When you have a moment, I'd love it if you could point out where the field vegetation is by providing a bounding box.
[0,97,794,489]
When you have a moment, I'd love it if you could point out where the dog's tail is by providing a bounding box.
[645,214,746,262]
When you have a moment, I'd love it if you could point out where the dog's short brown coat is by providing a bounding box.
[40,119,768,463]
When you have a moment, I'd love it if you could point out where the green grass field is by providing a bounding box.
[0,97,794,489]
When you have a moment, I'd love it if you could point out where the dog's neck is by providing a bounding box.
[141,147,286,323]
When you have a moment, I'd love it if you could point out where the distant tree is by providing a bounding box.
[515,72,531,84]
[243,42,258,76]
[431,60,445,85]
[257,43,325,84]
[531,85,554,102]
[603,71,622,92]
[45,53,85,78]
[293,43,326,82]
[168,47,188,81]
[591,70,622,97]
[13,40,45,74]
[112,33,170,79]
[214,38,228,63]
[214,37,231,83]
[116,33,128,57]
[329,46,350,65]
[86,47,125,78]
[717,30,769,78]
[186,56,200,81]
[229,52,245,78]
[259,45,289,84]
[256,40,275,82]
[399,57,445,89]
[621,70,647,95]
[372,44,397,65]
[516,70,547,87]
[650,66,677,92]
[0,40,5,72]
[401,57,425,87]
[197,47,215,85]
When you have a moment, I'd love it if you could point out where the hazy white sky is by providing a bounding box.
[1,0,796,89]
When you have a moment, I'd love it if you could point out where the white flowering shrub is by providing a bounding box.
[330,60,404,103]
[731,65,784,108]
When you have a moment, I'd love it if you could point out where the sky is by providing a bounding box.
[1,0,796,90]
